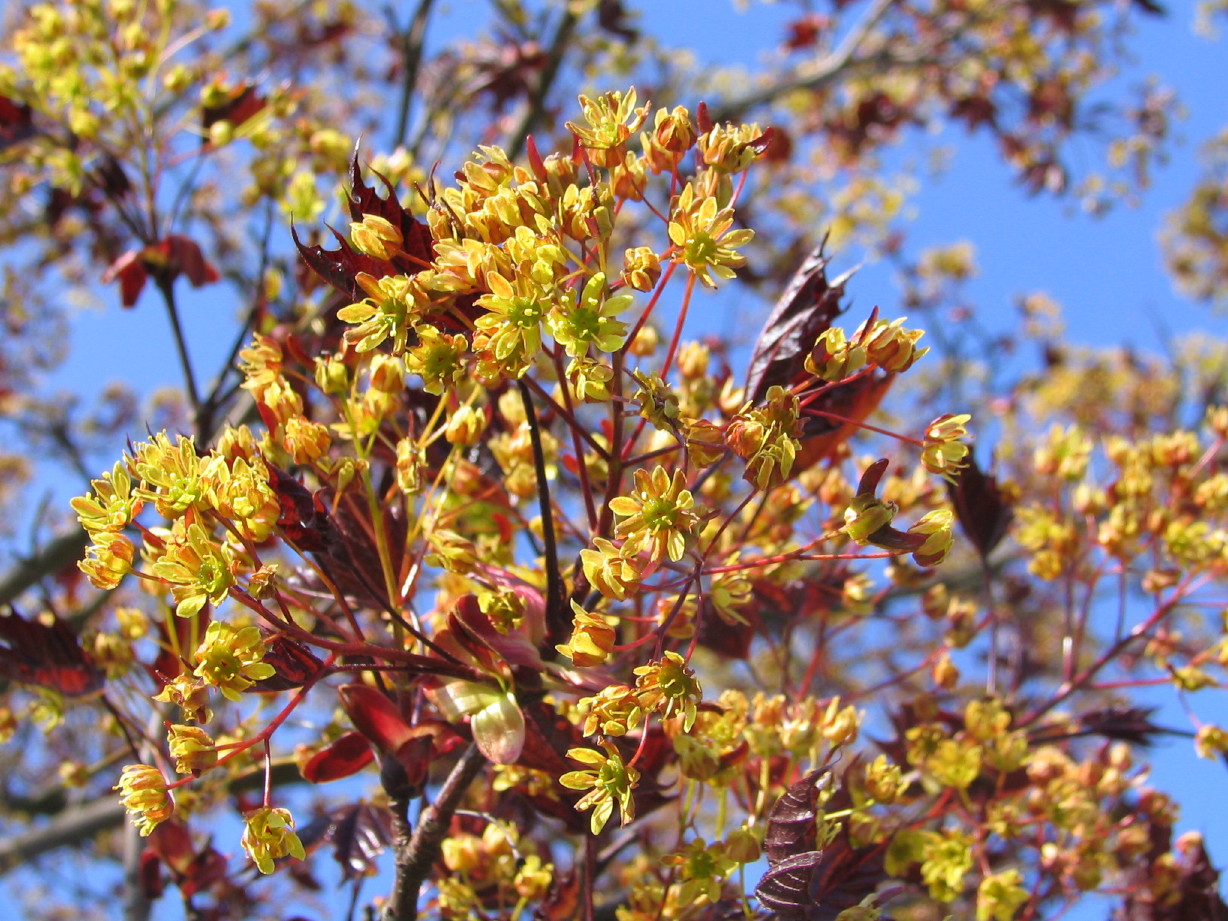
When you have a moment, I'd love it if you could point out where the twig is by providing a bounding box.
[154,275,203,427]
[387,0,437,151]
[517,380,567,649]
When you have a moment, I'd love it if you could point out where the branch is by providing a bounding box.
[0,530,87,606]
[0,759,305,875]
[707,0,898,123]
[0,795,124,874]
[504,6,579,161]
[387,0,437,150]
[383,745,487,921]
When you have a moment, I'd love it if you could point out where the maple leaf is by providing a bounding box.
[0,607,103,697]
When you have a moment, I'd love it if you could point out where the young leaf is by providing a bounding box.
[301,732,374,784]
[946,451,1013,558]
[745,242,851,402]
[0,607,103,697]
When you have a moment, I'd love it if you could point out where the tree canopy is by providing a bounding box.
[2,2,1228,920]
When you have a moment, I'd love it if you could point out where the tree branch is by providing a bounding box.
[0,530,88,606]
[382,745,486,921]
[504,6,579,161]
[707,0,899,123]
[387,0,437,151]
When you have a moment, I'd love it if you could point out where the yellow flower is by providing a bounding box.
[71,461,141,535]
[114,764,174,837]
[559,742,640,834]
[547,272,633,357]
[566,88,651,167]
[166,724,218,776]
[193,621,275,701]
[610,466,702,563]
[667,182,754,288]
[634,651,702,731]
[338,272,418,353]
[79,534,135,590]
[922,413,972,483]
[241,806,306,874]
[556,600,617,666]
[150,521,236,619]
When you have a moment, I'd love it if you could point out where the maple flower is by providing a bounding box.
[79,534,135,590]
[908,509,956,567]
[580,537,643,600]
[664,838,737,905]
[337,271,418,354]
[667,182,754,288]
[641,104,697,173]
[566,356,616,403]
[473,271,551,374]
[114,764,174,836]
[404,325,468,394]
[610,466,702,563]
[548,272,634,357]
[725,385,802,490]
[131,432,207,519]
[150,521,236,619]
[204,454,280,542]
[842,493,900,544]
[556,599,617,666]
[566,88,651,167]
[976,869,1029,921]
[577,684,644,737]
[241,806,306,874]
[559,742,641,834]
[805,327,868,382]
[622,245,662,292]
[193,621,276,701]
[348,213,404,260]
[922,413,972,482]
[166,724,218,776]
[859,316,930,372]
[634,651,702,731]
[71,461,141,535]
[153,674,213,723]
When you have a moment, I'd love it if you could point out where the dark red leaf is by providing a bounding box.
[745,243,852,403]
[946,452,1013,558]
[517,698,582,777]
[696,603,759,659]
[293,149,435,300]
[1029,705,1175,747]
[161,235,220,288]
[329,803,393,881]
[291,223,389,300]
[148,820,228,897]
[596,0,639,40]
[267,463,339,553]
[102,249,149,308]
[337,683,415,754]
[1119,835,1227,921]
[0,95,35,151]
[763,768,831,866]
[0,608,103,697]
[758,851,826,916]
[302,731,374,783]
[758,763,890,920]
[796,372,895,465]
